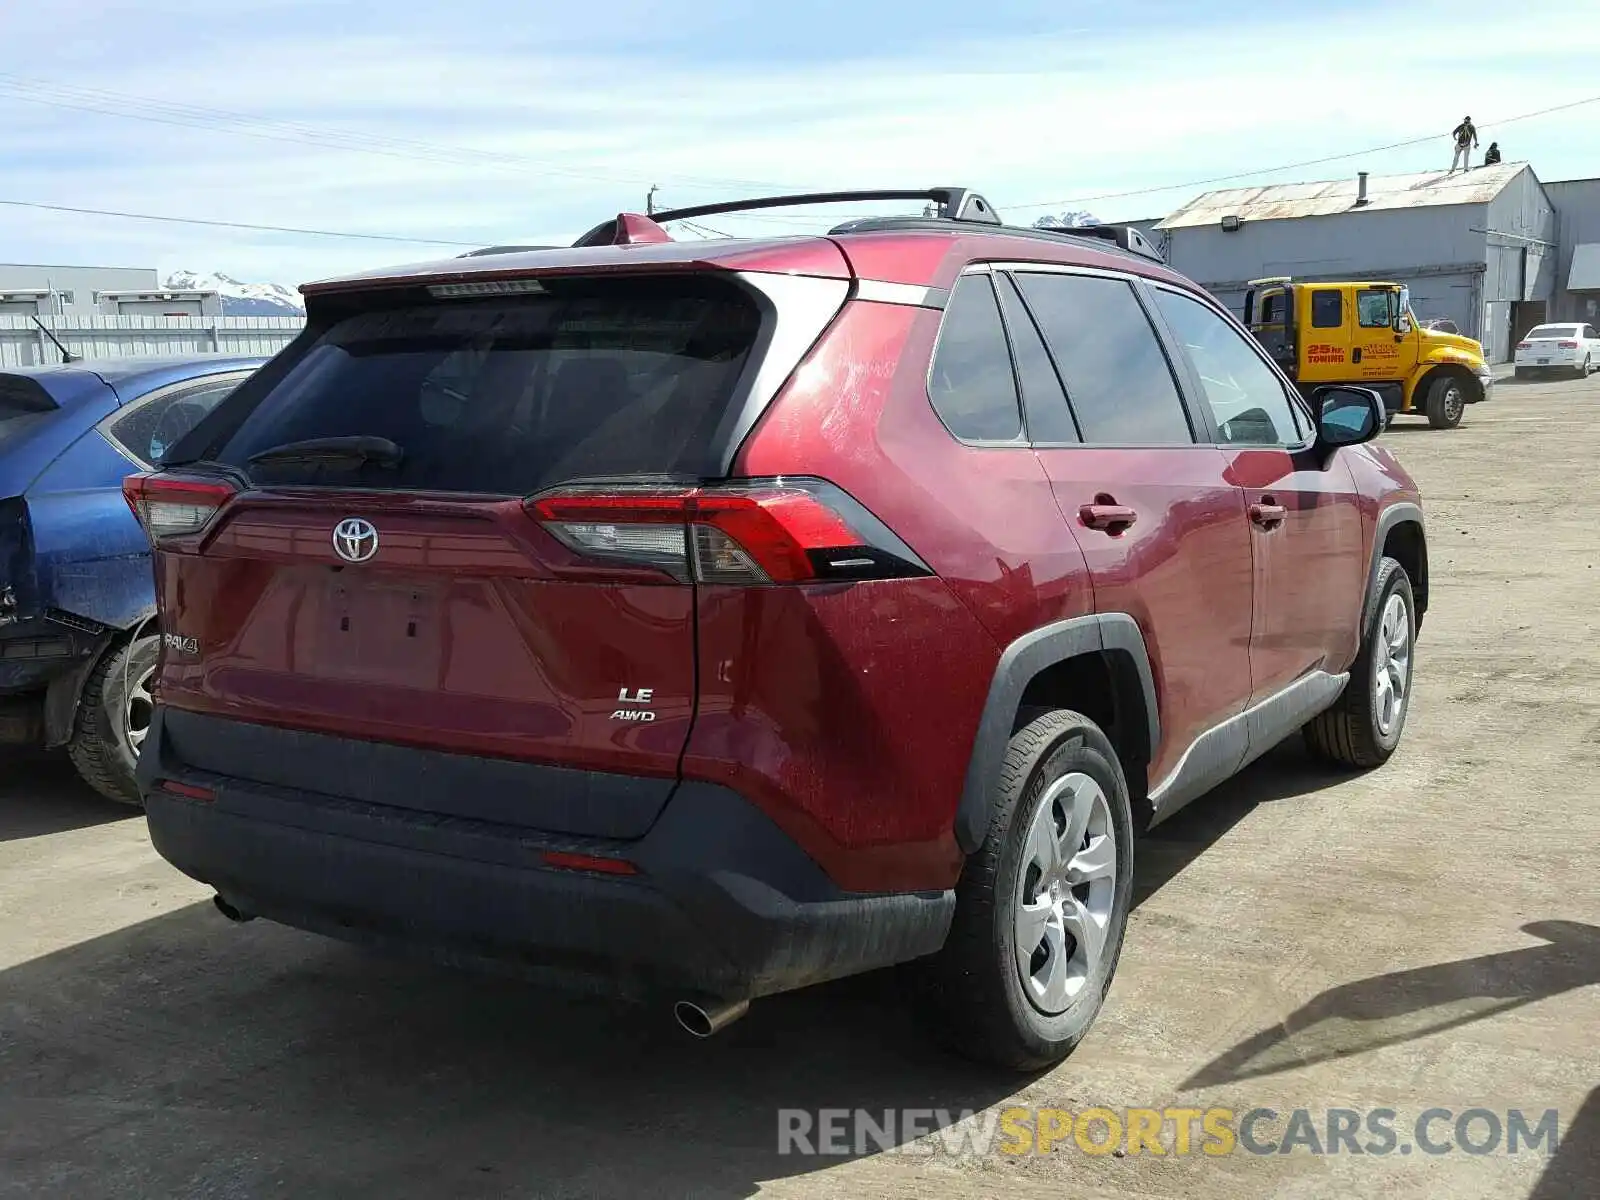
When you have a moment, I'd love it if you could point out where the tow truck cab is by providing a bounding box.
[1243,277,1493,429]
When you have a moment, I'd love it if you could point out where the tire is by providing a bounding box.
[1424,375,1467,429]
[66,634,157,807]
[1303,557,1416,769]
[1580,355,1593,379]
[907,710,1135,1071]
[1513,367,1529,380]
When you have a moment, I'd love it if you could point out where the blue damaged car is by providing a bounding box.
[1,354,264,803]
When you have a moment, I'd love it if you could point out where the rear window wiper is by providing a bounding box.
[247,436,404,470]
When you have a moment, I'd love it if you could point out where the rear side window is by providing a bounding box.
[105,376,244,466]
[1311,291,1343,328]
[927,276,1023,442]
[206,276,761,494]
[1015,273,1193,445]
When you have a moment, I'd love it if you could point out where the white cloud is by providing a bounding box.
[1,0,1598,284]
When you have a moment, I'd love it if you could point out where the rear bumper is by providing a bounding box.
[138,707,954,1001]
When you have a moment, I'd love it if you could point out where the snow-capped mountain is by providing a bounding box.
[163,271,305,316]
[1033,210,1101,230]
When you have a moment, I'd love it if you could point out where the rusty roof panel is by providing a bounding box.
[1157,162,1527,229]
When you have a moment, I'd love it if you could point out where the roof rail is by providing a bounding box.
[825,215,1167,265]
[572,187,1001,247]
[1067,224,1166,264]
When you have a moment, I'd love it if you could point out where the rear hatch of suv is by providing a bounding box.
[139,263,849,838]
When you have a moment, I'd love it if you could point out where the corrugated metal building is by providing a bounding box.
[1545,177,1600,326]
[0,262,160,316]
[1151,163,1559,362]
[0,263,225,318]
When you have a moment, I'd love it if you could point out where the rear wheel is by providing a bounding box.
[907,710,1134,1071]
[1424,375,1467,429]
[1304,558,1415,768]
[1580,355,1593,378]
[66,635,157,807]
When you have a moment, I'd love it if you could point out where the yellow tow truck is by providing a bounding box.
[1243,277,1493,429]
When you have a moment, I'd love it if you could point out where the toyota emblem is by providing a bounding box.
[332,517,379,564]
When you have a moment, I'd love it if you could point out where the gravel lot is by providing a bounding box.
[2,371,1597,1200]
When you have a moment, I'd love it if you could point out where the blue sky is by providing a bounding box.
[3,0,1600,287]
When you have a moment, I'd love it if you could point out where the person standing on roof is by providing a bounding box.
[1450,116,1478,173]
[1484,142,1502,167]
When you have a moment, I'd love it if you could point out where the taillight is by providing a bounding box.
[527,477,930,585]
[1558,340,1579,349]
[1517,342,1531,350]
[123,472,236,542]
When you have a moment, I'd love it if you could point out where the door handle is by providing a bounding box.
[1250,500,1288,530]
[1079,502,1138,535]
[1353,348,1363,363]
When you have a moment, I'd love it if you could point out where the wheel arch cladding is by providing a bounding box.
[1365,503,1427,630]
[955,615,1159,854]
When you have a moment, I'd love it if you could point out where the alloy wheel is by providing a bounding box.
[126,661,156,754]
[1014,772,1118,1015]
[1373,592,1413,738]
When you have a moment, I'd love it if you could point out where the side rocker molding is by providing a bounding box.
[1145,669,1348,826]
[955,614,1159,854]
[1362,502,1425,632]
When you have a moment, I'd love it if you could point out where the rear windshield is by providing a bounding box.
[0,376,58,447]
[1527,325,1578,338]
[206,276,763,494]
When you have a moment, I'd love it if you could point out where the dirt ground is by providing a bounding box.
[2,371,1597,1200]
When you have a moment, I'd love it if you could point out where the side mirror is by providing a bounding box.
[1393,313,1412,335]
[1315,385,1384,447]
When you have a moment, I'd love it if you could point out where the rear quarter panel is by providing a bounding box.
[708,296,1095,892]
[25,430,155,628]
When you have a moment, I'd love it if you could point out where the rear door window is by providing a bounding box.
[995,274,1078,443]
[204,276,762,494]
[927,275,1024,442]
[1015,272,1194,445]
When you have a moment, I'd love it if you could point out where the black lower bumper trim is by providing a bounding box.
[140,708,954,1001]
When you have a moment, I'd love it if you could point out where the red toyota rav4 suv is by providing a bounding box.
[129,189,1427,1069]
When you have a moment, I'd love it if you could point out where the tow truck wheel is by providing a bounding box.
[1424,376,1467,429]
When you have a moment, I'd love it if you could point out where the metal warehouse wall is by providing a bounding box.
[0,264,161,316]
[1480,169,1558,360]
[0,314,304,367]
[1546,177,1600,324]
[1162,202,1508,358]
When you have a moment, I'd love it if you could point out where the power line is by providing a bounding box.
[0,73,810,195]
[0,197,482,246]
[1011,93,1600,212]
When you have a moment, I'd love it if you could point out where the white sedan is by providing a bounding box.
[1514,323,1600,377]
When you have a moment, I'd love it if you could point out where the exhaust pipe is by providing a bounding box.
[673,996,750,1038]
[212,894,255,923]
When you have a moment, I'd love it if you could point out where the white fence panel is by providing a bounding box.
[0,313,305,368]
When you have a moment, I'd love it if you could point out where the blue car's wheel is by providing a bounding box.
[67,634,157,807]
